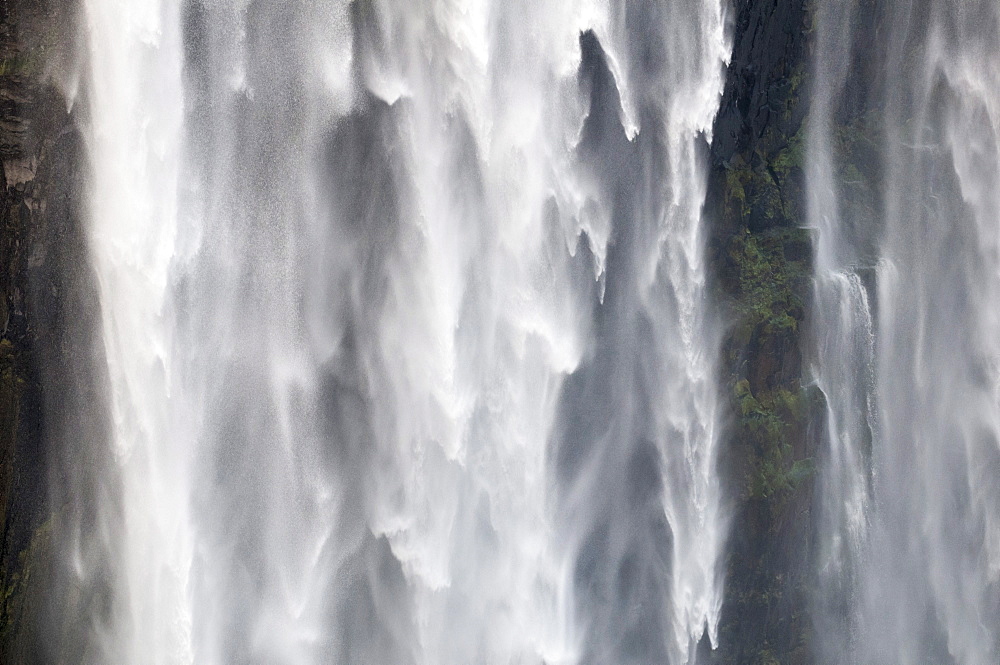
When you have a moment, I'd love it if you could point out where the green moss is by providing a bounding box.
[722,122,806,230]
[754,647,781,665]
[833,115,881,195]
[726,167,751,218]
[727,229,809,335]
[0,338,18,533]
[771,123,806,183]
[735,380,815,500]
[0,517,52,654]
[710,4,819,663]
[787,458,817,485]
[0,51,42,79]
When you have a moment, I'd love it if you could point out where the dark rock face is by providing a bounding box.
[701,3,888,662]
[0,2,91,662]
[706,1,820,663]
[713,0,810,179]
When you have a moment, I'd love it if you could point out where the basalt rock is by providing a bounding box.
[706,1,820,663]
[0,2,86,662]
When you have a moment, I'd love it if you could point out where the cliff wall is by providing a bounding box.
[0,2,89,662]
[706,1,818,662]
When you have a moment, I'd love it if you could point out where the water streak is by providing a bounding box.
[76,1,731,663]
[811,1,1000,662]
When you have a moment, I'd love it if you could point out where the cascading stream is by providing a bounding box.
[80,0,193,661]
[75,0,730,663]
[806,1,877,657]
[811,1,1000,662]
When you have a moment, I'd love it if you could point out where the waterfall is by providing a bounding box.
[73,1,731,663]
[811,0,1000,662]
[807,0,876,657]
[81,0,192,661]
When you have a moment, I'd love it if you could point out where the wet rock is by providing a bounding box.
[0,1,81,662]
[706,1,820,663]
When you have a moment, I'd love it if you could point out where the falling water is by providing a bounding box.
[81,0,191,661]
[807,0,877,657]
[72,1,731,663]
[812,0,1000,662]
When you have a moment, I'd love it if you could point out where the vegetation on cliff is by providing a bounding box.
[705,1,820,663]
[705,0,887,661]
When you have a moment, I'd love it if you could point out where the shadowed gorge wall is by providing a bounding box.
[811,0,1000,662]
[0,1,99,663]
[705,1,819,663]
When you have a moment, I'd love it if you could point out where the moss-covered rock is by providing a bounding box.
[735,380,815,501]
[705,0,888,655]
[1,517,51,657]
[705,1,822,663]
[0,340,20,538]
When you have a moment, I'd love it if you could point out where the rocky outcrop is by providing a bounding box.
[706,1,820,663]
[0,2,85,662]
[704,1,889,662]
